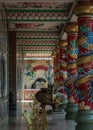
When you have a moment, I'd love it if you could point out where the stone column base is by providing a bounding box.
[75,110,93,130]
[52,109,66,120]
[65,103,78,120]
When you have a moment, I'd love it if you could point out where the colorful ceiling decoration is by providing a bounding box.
[14,23,63,31]
[5,2,68,9]
[6,11,68,22]
[21,52,52,58]
[16,31,59,39]
[17,46,55,51]
[16,39,58,45]
[4,1,75,58]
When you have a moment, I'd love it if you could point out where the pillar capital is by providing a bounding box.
[58,40,67,47]
[65,22,78,34]
[51,52,56,58]
[51,54,56,58]
[56,47,60,53]
[51,49,56,58]
[74,2,93,16]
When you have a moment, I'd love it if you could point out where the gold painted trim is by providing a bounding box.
[74,2,93,16]
[75,74,93,87]
[67,63,77,70]
[77,54,93,65]
[65,77,75,86]
[79,15,93,20]
[65,22,78,33]
[58,40,68,47]
[61,62,67,67]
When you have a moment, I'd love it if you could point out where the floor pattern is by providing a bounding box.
[0,115,76,130]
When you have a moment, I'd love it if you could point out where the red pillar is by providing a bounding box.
[58,40,67,85]
[74,1,93,110]
[74,2,93,130]
[64,22,78,119]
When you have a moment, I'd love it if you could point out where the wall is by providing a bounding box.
[0,3,8,120]
[22,60,53,89]
[17,60,53,110]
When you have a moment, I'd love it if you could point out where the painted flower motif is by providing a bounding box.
[69,50,74,55]
[84,105,90,110]
[70,41,76,47]
[80,25,90,33]
[69,48,78,56]
[85,32,93,44]
[75,48,78,54]
[78,67,83,74]
[82,42,88,49]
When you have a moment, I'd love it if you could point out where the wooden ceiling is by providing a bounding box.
[4,1,77,59]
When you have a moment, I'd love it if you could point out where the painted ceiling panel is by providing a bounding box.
[16,32,59,39]
[17,46,55,50]
[17,52,52,59]
[16,39,58,45]
[4,1,75,58]
[24,53,52,58]
[17,51,52,58]
[5,2,68,9]
[6,11,68,22]
[14,22,63,31]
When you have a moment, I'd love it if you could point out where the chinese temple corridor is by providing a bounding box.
[0,0,93,130]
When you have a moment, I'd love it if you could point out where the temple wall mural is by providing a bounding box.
[16,59,53,111]
[22,60,53,89]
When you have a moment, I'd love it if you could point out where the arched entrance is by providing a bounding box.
[31,77,48,89]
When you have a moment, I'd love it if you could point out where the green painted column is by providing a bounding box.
[74,1,93,130]
[75,111,93,130]
[64,22,78,120]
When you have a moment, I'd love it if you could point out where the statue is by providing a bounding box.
[35,88,68,112]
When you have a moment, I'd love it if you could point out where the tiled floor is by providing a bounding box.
[0,114,76,130]
[0,103,76,130]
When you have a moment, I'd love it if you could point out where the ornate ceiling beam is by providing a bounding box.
[20,49,54,51]
[16,31,59,39]
[6,9,67,12]
[16,39,58,45]
[16,38,58,40]
[22,58,52,60]
[17,45,55,49]
[7,19,68,23]
[6,9,69,22]
[17,44,55,46]
[1,0,75,2]
[18,50,52,52]
[17,30,59,32]
[9,22,62,31]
